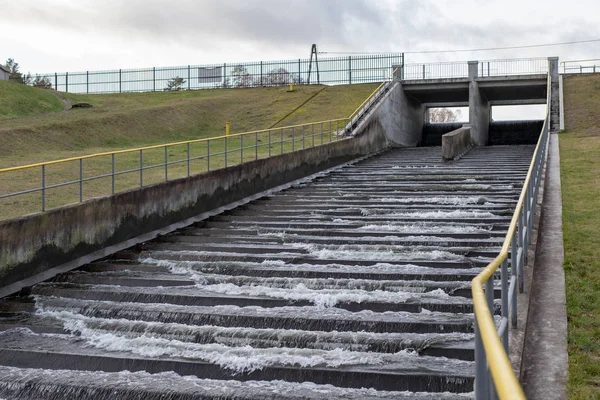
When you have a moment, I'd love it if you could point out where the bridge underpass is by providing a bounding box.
[0,144,535,399]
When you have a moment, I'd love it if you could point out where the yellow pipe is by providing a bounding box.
[225,122,230,136]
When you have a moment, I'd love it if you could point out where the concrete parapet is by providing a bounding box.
[441,126,473,161]
[0,127,388,297]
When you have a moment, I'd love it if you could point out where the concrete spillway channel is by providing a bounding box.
[0,145,534,399]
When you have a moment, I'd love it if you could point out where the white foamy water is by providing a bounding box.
[360,209,498,219]
[368,196,493,205]
[357,223,491,234]
[0,366,475,399]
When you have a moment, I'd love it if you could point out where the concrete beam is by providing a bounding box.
[468,61,491,146]
[441,126,473,161]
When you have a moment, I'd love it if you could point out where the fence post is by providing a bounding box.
[349,56,352,84]
[260,61,263,86]
[119,69,122,93]
[65,72,68,92]
[223,63,227,87]
[188,65,191,90]
[153,67,156,92]
[86,71,89,94]
[55,73,58,91]
[79,159,83,202]
[41,165,46,212]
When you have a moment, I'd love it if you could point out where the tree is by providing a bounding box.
[4,58,23,83]
[166,76,186,91]
[231,65,254,88]
[429,108,462,123]
[264,68,290,86]
[32,76,53,89]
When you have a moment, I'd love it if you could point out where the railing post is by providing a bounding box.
[475,318,489,399]
[501,259,509,352]
[119,69,122,93]
[311,124,315,147]
[207,139,211,171]
[55,73,57,91]
[139,150,143,187]
[268,130,271,157]
[111,154,115,194]
[255,133,258,160]
[224,137,228,167]
[187,142,190,177]
[164,146,168,181]
[280,128,284,154]
[86,71,89,94]
[511,234,518,327]
[79,159,83,202]
[518,209,525,293]
[292,127,295,151]
[240,134,243,163]
[188,65,191,90]
[41,165,46,212]
[153,67,156,92]
[65,72,68,92]
[302,126,305,149]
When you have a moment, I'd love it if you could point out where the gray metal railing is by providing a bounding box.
[472,72,551,399]
[400,58,548,80]
[561,58,600,74]
[0,119,349,220]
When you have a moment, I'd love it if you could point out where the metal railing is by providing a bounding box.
[32,54,403,94]
[477,58,548,77]
[561,58,600,74]
[471,73,551,399]
[400,58,548,80]
[0,119,350,220]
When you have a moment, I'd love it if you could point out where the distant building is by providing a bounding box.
[0,65,9,80]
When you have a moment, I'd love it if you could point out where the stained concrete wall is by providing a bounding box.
[373,77,424,147]
[468,61,491,146]
[0,127,388,297]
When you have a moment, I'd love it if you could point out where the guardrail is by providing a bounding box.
[561,58,600,74]
[0,77,394,221]
[471,73,551,399]
[400,57,548,80]
[0,119,348,220]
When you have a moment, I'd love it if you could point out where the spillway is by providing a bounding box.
[0,145,534,399]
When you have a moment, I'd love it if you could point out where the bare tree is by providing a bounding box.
[429,108,462,123]
[264,68,290,86]
[231,65,255,88]
[166,76,186,91]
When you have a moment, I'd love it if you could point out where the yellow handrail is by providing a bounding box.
[472,73,550,398]
[0,117,350,174]
[348,81,387,121]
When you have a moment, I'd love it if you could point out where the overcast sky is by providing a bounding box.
[1,0,599,73]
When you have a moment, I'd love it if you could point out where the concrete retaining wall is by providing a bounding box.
[0,128,388,296]
[441,127,472,160]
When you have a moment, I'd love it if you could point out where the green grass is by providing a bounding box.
[0,80,63,119]
[560,74,600,399]
[0,83,376,219]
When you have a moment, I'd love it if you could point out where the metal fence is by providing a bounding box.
[561,58,600,74]
[471,73,551,399]
[32,54,404,94]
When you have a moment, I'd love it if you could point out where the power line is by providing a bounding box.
[319,38,600,55]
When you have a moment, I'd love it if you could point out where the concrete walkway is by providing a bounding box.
[520,133,568,399]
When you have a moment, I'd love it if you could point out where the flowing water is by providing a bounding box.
[0,145,534,399]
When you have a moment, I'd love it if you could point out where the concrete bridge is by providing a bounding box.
[0,58,560,399]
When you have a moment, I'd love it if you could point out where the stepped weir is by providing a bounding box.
[0,145,534,398]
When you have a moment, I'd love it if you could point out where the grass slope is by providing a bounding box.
[560,74,600,399]
[0,80,63,120]
[0,84,375,167]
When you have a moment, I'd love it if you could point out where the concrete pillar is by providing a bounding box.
[548,57,560,133]
[376,82,424,147]
[468,60,491,146]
